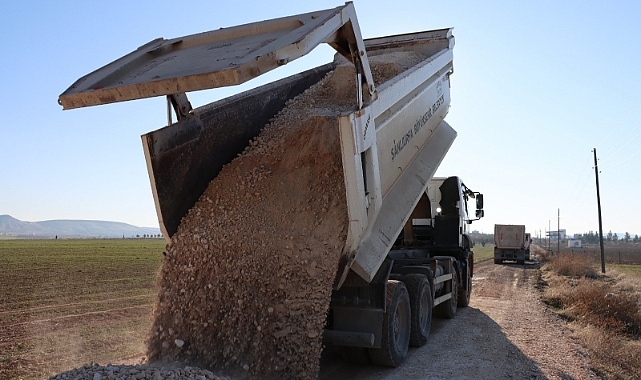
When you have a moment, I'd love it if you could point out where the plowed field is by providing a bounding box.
[0,239,164,379]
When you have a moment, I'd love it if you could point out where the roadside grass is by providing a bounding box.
[0,239,165,379]
[609,264,641,278]
[472,245,494,262]
[541,253,641,379]
[572,324,641,379]
[545,253,598,278]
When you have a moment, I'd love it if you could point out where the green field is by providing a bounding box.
[0,239,165,379]
[608,263,641,278]
[472,245,494,262]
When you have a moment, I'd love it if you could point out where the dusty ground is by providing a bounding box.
[318,259,601,380]
[25,255,604,379]
[0,239,163,380]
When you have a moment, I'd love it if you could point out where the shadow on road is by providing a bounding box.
[319,306,548,379]
[494,258,541,270]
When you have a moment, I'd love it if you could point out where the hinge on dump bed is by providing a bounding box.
[167,93,193,124]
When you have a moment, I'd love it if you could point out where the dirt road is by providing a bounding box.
[318,259,600,380]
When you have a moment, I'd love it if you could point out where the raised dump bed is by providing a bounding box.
[59,3,475,377]
[59,3,456,289]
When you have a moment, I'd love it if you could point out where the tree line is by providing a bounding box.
[131,234,163,239]
[577,231,640,244]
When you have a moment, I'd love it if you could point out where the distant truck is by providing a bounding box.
[494,224,531,265]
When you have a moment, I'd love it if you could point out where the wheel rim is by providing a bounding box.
[451,272,458,306]
[419,291,430,333]
[393,299,410,348]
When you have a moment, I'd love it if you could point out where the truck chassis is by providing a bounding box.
[493,247,530,265]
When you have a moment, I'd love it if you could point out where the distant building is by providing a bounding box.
[568,239,582,248]
[547,229,566,240]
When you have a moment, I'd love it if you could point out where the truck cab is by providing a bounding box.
[399,176,484,256]
[328,175,484,366]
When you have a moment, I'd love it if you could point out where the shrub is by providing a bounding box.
[537,249,551,263]
[573,325,641,380]
[568,280,640,334]
[546,253,598,278]
[543,251,641,378]
[545,276,641,336]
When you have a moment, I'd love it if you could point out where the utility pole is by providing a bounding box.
[557,208,560,253]
[593,148,606,274]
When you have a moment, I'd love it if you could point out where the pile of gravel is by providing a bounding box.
[146,73,351,380]
[48,363,227,380]
[145,51,426,380]
[46,51,426,380]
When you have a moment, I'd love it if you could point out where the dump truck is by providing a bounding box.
[59,3,484,371]
[494,224,531,265]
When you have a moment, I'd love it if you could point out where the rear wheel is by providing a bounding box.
[457,267,472,307]
[369,281,410,367]
[404,274,433,347]
[494,259,502,264]
[436,269,458,319]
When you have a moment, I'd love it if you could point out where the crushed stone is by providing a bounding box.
[48,50,427,380]
[145,51,426,380]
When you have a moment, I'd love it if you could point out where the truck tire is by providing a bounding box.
[517,259,525,265]
[404,274,432,347]
[368,280,410,367]
[436,269,458,319]
[457,268,471,308]
[494,259,502,264]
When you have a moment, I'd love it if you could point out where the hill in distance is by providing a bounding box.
[0,214,161,238]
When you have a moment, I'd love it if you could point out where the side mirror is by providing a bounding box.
[476,194,484,210]
[476,209,484,219]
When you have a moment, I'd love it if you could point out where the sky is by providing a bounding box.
[2,0,640,238]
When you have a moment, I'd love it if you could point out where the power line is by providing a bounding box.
[575,169,594,202]
[575,173,596,212]
[602,148,641,171]
[566,158,596,219]
[567,154,592,202]
[601,120,641,162]
[601,97,641,147]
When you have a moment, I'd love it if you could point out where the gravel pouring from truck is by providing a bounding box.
[59,3,484,375]
[494,224,531,265]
